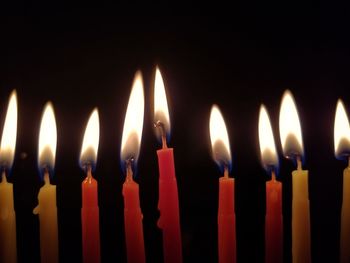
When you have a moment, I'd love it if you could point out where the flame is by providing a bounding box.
[154,67,171,139]
[209,105,232,170]
[0,90,17,169]
[258,105,278,171]
[334,99,350,159]
[38,102,57,170]
[80,108,99,169]
[279,90,304,159]
[120,71,144,163]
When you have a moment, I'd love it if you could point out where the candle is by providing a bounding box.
[258,105,283,263]
[153,67,182,263]
[33,102,59,263]
[120,71,146,263]
[209,105,236,263]
[333,99,350,263]
[279,90,311,263]
[79,108,100,263]
[0,90,18,263]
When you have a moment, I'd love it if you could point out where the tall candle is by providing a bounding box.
[258,105,283,263]
[80,109,100,263]
[333,99,350,263]
[279,90,311,263]
[33,102,59,263]
[209,105,236,263]
[153,67,182,263]
[120,71,145,263]
[0,90,17,263]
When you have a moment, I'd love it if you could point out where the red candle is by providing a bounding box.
[154,67,182,263]
[209,105,236,263]
[80,109,101,263]
[120,71,145,263]
[258,105,283,263]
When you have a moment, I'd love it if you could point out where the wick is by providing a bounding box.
[224,165,229,179]
[1,170,7,183]
[85,163,93,182]
[271,170,276,182]
[43,166,50,185]
[154,120,168,149]
[125,158,134,182]
[296,155,302,171]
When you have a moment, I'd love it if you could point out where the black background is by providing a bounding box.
[0,4,349,263]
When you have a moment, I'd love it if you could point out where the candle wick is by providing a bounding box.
[271,170,276,182]
[154,120,168,149]
[224,166,229,178]
[125,158,134,182]
[86,163,93,182]
[43,171,50,185]
[1,170,7,183]
[296,156,302,171]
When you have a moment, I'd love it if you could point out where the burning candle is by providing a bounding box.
[153,67,182,263]
[0,90,18,263]
[333,99,350,263]
[120,71,146,263]
[33,102,59,263]
[79,108,100,263]
[209,105,236,263]
[279,90,311,263]
[258,105,282,263]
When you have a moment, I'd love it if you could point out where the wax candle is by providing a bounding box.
[279,90,311,263]
[153,67,182,263]
[0,90,18,263]
[333,99,350,263]
[209,105,236,263]
[258,105,283,263]
[80,109,100,263]
[33,102,59,263]
[120,71,145,263]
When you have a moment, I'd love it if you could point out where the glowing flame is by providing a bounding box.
[38,102,57,170]
[334,99,350,159]
[0,90,17,169]
[209,105,232,170]
[80,108,99,169]
[120,71,144,163]
[279,90,304,159]
[258,105,278,171]
[154,67,171,140]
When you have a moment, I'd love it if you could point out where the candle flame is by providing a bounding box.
[0,90,18,169]
[334,99,350,159]
[80,108,99,170]
[120,71,144,165]
[258,105,278,172]
[279,90,304,159]
[154,67,171,141]
[38,102,57,172]
[209,105,232,172]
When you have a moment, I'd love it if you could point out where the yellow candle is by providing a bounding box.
[279,90,311,263]
[0,90,18,263]
[33,102,58,263]
[333,99,350,263]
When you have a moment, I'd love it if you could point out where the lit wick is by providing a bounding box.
[296,156,302,171]
[125,158,135,182]
[154,120,168,149]
[223,165,229,179]
[83,163,93,183]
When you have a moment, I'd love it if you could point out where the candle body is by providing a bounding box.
[157,148,182,263]
[33,183,58,263]
[123,178,145,263]
[341,167,350,263]
[0,178,17,263]
[82,176,100,263]
[292,169,311,263]
[265,179,283,263]
[218,177,236,263]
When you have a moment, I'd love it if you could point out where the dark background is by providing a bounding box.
[0,4,349,263]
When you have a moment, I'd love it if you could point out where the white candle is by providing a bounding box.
[0,90,18,263]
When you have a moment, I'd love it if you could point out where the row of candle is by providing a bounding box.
[0,67,350,263]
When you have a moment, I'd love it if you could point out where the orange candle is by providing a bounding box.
[80,109,101,263]
[209,105,236,263]
[258,105,283,263]
[120,71,145,263]
[153,67,182,263]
